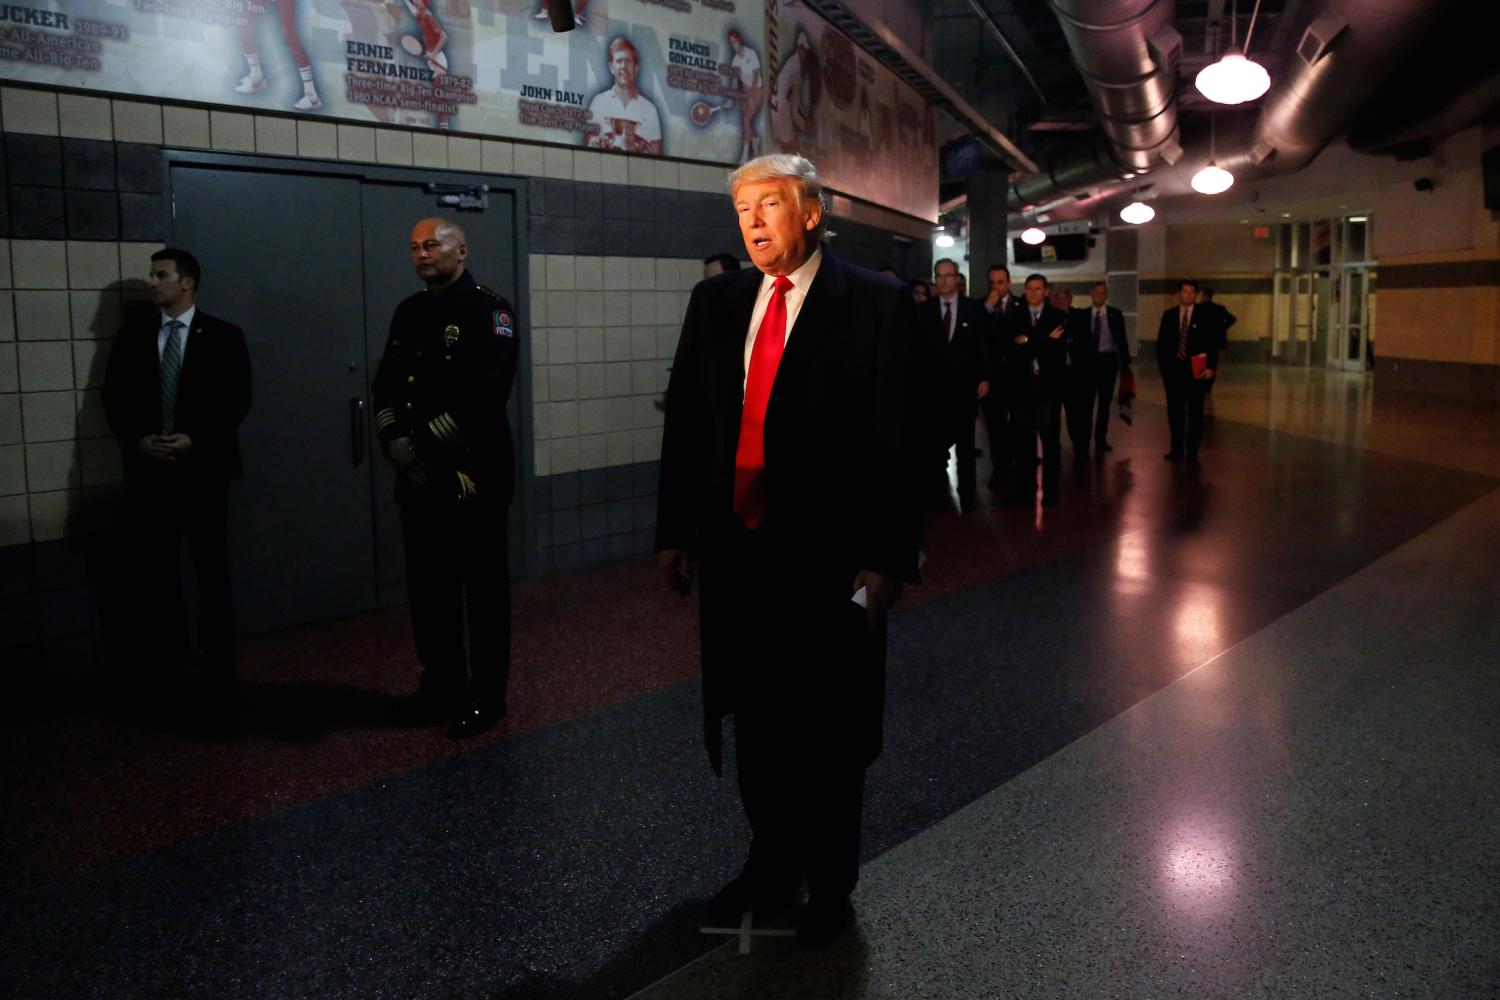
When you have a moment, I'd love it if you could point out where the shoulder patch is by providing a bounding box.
[494,309,514,338]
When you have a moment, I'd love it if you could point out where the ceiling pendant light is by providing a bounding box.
[1191,163,1235,194]
[1020,226,1046,245]
[934,224,955,249]
[1196,0,1271,105]
[1119,201,1155,225]
[1191,114,1235,194]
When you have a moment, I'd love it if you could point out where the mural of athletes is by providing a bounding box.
[764,0,937,221]
[0,0,766,164]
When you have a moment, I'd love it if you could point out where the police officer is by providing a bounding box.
[373,217,518,738]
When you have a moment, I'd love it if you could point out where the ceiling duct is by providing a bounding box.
[1010,0,1457,223]
[1048,0,1184,170]
[1241,0,1452,174]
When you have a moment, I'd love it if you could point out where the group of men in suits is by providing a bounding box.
[921,265,1131,508]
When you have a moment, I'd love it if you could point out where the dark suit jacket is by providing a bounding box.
[982,293,1022,384]
[923,295,991,404]
[1070,304,1131,366]
[103,308,252,485]
[1000,302,1070,398]
[656,250,922,771]
[1155,305,1220,376]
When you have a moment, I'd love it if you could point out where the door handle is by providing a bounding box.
[351,397,367,468]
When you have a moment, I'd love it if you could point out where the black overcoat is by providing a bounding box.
[656,250,923,773]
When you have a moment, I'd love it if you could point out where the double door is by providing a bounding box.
[169,155,524,634]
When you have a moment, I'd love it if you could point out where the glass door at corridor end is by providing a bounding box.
[1328,216,1376,372]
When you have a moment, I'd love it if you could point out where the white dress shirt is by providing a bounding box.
[1094,306,1115,352]
[743,248,822,392]
[157,305,196,360]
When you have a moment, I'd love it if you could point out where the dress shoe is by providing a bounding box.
[447,701,507,739]
[704,875,800,926]
[797,897,855,946]
[1164,451,1183,461]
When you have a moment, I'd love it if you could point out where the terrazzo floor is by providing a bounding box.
[3,365,1497,999]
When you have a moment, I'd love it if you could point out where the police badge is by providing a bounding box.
[443,324,461,348]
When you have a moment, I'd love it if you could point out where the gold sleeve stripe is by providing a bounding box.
[375,408,397,430]
[428,413,465,448]
[431,413,465,448]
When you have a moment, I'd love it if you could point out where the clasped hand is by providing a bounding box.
[138,434,192,462]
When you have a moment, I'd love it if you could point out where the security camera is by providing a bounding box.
[1414,177,1434,192]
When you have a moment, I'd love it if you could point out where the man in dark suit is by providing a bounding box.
[1067,281,1131,457]
[980,264,1020,494]
[924,257,989,507]
[1155,279,1218,461]
[656,154,922,946]
[998,273,1069,506]
[102,248,252,695]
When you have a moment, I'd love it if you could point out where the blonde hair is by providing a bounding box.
[729,153,831,241]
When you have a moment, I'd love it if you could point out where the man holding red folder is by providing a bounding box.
[1155,279,1218,462]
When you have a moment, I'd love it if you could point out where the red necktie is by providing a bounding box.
[734,275,793,528]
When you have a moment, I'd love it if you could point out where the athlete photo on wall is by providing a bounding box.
[584,35,664,155]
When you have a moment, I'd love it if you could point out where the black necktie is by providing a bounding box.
[943,301,953,341]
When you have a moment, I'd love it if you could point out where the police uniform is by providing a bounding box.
[372,270,518,719]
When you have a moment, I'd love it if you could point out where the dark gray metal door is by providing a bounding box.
[170,165,377,632]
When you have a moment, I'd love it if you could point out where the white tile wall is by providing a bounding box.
[375,129,413,165]
[210,111,256,152]
[298,121,338,159]
[255,115,298,156]
[337,124,377,162]
[576,327,603,363]
[25,442,79,492]
[75,390,110,438]
[573,150,603,183]
[73,341,111,391]
[18,343,73,391]
[20,390,76,442]
[11,240,68,289]
[15,292,71,341]
[0,391,19,440]
[59,95,113,140]
[67,242,121,289]
[28,489,72,542]
[1,87,59,135]
[412,131,448,168]
[112,101,163,144]
[0,444,25,495]
[514,143,545,176]
[0,494,28,545]
[71,290,120,340]
[599,151,629,186]
[162,105,211,147]
[481,139,515,173]
[448,136,481,171]
[543,146,573,180]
